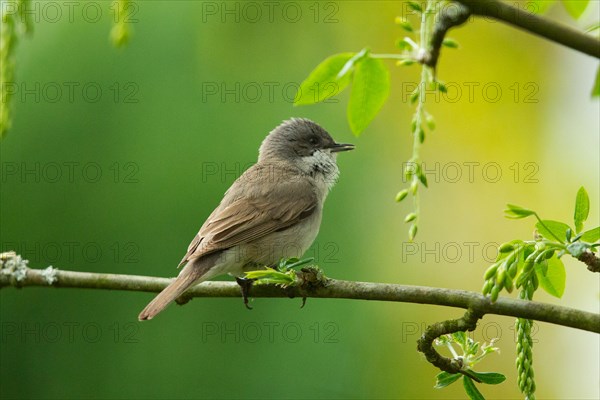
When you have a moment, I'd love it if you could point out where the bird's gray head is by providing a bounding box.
[258,118,354,182]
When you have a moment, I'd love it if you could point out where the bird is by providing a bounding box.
[138,118,354,320]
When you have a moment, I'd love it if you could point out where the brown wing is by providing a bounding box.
[178,164,317,267]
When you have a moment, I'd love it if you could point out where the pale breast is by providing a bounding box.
[222,206,323,276]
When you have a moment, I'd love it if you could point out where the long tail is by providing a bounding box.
[138,256,215,321]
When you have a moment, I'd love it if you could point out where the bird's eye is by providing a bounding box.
[309,136,319,145]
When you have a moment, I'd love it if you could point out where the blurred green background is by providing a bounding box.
[1,1,598,399]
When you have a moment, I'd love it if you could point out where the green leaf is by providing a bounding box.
[395,189,409,202]
[462,377,485,400]
[404,213,417,223]
[244,268,296,285]
[498,243,515,254]
[442,38,459,48]
[434,372,461,389]
[394,16,413,32]
[451,331,467,346]
[294,53,355,105]
[535,220,571,242]
[409,223,417,241]
[536,258,549,276]
[528,0,557,13]
[580,227,600,243]
[407,1,423,13]
[469,371,506,385]
[574,186,590,233]
[409,89,419,104]
[562,0,590,19]
[436,81,447,93]
[418,171,428,187]
[504,204,536,219]
[593,67,600,98]
[425,112,436,130]
[534,255,566,298]
[347,56,390,135]
[397,59,415,66]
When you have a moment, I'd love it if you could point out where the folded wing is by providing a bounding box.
[178,165,317,267]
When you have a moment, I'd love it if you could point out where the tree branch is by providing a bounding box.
[1,266,598,334]
[578,251,600,273]
[424,2,471,70]
[434,0,600,61]
[417,309,484,380]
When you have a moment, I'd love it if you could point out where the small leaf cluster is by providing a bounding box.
[1,0,33,138]
[244,257,314,286]
[392,2,459,241]
[395,159,430,241]
[295,3,461,240]
[434,332,505,400]
[482,187,598,302]
[515,316,535,398]
[294,49,390,136]
[482,187,598,400]
[1,0,132,138]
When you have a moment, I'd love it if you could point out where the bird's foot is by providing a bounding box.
[235,277,255,310]
[282,285,307,308]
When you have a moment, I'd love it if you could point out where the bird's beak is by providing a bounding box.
[328,142,355,152]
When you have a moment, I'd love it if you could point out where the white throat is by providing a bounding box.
[296,150,340,192]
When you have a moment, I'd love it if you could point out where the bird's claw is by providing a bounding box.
[235,277,254,310]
